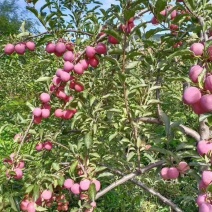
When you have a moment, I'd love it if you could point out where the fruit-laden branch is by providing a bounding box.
[103,165,183,212]
[95,160,164,200]
[135,117,200,141]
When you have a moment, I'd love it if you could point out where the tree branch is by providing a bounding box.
[135,117,200,141]
[130,179,183,212]
[104,165,183,212]
[96,160,164,200]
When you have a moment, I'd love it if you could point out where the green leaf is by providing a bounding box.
[52,163,60,171]
[145,28,164,39]
[20,21,26,33]
[36,206,48,211]
[127,151,135,162]
[25,185,34,193]
[158,109,171,139]
[199,113,212,122]
[9,196,19,211]
[98,172,114,178]
[109,132,118,141]
[26,7,39,17]
[69,160,78,175]
[167,49,191,59]
[33,185,40,202]
[126,61,139,70]
[104,29,122,42]
[88,183,96,201]
[84,132,93,149]
[35,76,51,82]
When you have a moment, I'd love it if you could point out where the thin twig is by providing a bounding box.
[15,117,34,160]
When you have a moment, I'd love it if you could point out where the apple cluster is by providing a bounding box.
[196,140,212,211]
[19,170,101,211]
[183,40,212,115]
[196,170,212,211]
[160,161,190,180]
[4,41,36,55]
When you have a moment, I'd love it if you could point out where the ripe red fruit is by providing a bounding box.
[167,167,179,179]
[63,110,74,120]
[14,168,23,179]
[108,36,119,44]
[33,108,42,117]
[46,43,56,53]
[205,75,212,91]
[64,61,74,72]
[41,109,50,119]
[60,71,71,82]
[183,87,201,105]
[160,167,169,180]
[80,59,89,70]
[199,203,212,212]
[95,43,107,54]
[26,202,36,212]
[42,103,51,110]
[160,9,167,16]
[190,43,204,56]
[14,133,22,143]
[20,199,30,211]
[86,46,96,58]
[55,42,66,55]
[17,161,25,169]
[80,193,89,200]
[4,43,15,55]
[92,179,101,191]
[71,183,80,195]
[33,116,42,124]
[43,141,53,151]
[200,94,212,112]
[199,180,207,191]
[56,90,67,100]
[64,179,74,189]
[197,140,212,156]
[191,100,206,115]
[55,109,63,118]
[41,190,52,200]
[26,41,36,51]
[63,51,74,62]
[52,76,61,85]
[167,167,180,179]
[70,81,76,89]
[36,143,43,151]
[177,161,190,174]
[151,17,159,25]
[202,170,212,186]
[88,57,99,67]
[15,43,26,55]
[74,82,84,92]
[196,194,206,206]
[170,24,179,31]
[91,201,97,208]
[171,10,177,19]
[56,68,63,77]
[80,179,91,191]
[74,63,84,75]
[189,65,203,83]
[40,93,50,103]
[66,42,74,51]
